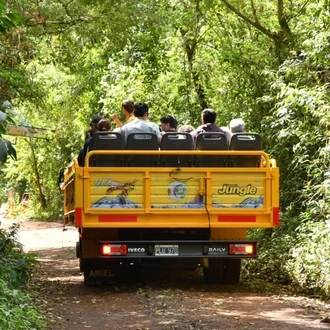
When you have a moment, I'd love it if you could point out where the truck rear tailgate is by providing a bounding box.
[73,150,279,229]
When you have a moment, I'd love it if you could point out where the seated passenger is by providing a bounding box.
[190,108,225,143]
[78,115,103,166]
[178,124,195,133]
[97,118,111,131]
[159,115,178,135]
[225,118,246,144]
[111,99,135,128]
[115,102,161,145]
[230,118,246,134]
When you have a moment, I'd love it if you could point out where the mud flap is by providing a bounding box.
[203,258,241,284]
[82,259,142,285]
[82,259,116,286]
[83,268,116,286]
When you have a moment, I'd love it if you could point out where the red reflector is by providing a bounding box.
[229,244,255,255]
[273,207,280,226]
[101,244,127,256]
[75,207,82,227]
[218,215,256,222]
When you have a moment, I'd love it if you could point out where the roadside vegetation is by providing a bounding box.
[1,0,330,301]
[0,224,47,329]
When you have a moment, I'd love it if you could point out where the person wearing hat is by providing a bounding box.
[78,115,103,166]
[89,115,103,135]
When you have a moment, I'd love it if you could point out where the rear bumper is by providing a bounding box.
[97,240,257,259]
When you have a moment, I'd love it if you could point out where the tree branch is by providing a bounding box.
[250,0,259,24]
[277,0,293,41]
[220,0,280,41]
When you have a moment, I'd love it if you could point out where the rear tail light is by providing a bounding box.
[229,243,255,255]
[100,244,127,256]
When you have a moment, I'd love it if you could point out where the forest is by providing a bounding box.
[1,0,330,301]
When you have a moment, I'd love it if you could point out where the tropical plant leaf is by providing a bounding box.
[0,138,8,164]
[0,17,16,28]
[4,139,17,160]
[0,24,6,35]
[6,13,24,25]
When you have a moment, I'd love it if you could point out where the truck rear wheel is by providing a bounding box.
[204,258,241,284]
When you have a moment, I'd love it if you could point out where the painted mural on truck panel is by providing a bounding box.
[90,172,265,209]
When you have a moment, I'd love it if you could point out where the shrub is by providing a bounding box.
[0,278,46,329]
[286,220,330,297]
[243,214,300,284]
[0,223,46,329]
[0,224,38,287]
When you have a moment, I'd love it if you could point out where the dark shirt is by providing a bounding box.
[190,123,224,142]
[78,136,93,166]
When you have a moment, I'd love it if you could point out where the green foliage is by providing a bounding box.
[287,221,330,297]
[244,214,300,285]
[0,224,46,329]
[0,224,38,287]
[0,0,23,35]
[2,0,330,297]
[246,216,330,298]
[0,278,46,329]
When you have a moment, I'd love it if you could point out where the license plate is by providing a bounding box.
[154,245,179,256]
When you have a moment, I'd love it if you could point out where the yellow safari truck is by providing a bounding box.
[60,131,279,285]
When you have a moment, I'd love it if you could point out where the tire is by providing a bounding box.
[76,241,81,258]
[223,259,241,284]
[203,258,241,284]
[79,258,84,272]
[203,258,224,284]
[76,241,84,272]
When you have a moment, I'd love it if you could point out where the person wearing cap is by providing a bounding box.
[111,99,135,128]
[115,102,161,144]
[89,115,103,135]
[78,115,103,166]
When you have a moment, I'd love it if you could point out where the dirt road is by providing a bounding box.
[4,218,330,330]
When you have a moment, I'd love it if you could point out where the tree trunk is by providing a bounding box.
[29,141,47,209]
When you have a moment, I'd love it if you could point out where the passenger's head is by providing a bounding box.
[89,115,103,135]
[97,118,111,131]
[201,109,217,124]
[159,115,177,132]
[122,99,135,115]
[230,118,246,133]
[178,124,195,133]
[134,102,149,118]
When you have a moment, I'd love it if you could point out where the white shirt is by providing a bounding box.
[114,118,161,143]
